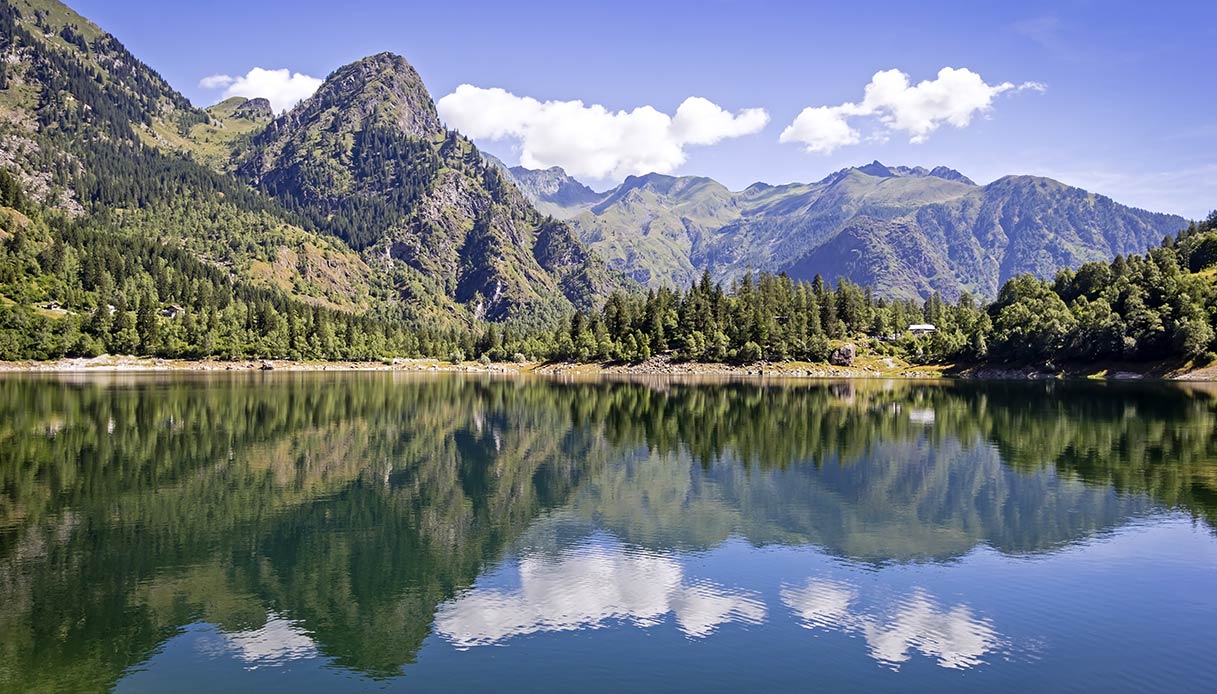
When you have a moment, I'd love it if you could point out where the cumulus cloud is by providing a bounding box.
[781,67,1044,154]
[777,105,863,155]
[198,74,235,90]
[436,85,769,180]
[198,68,323,113]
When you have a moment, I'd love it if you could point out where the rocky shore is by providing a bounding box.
[1,354,1213,381]
[532,356,942,379]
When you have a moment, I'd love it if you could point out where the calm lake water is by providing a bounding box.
[1,373,1216,692]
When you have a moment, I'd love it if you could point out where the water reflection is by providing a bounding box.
[0,374,1214,691]
[201,615,320,668]
[435,537,766,646]
[781,579,1001,670]
[567,439,1151,562]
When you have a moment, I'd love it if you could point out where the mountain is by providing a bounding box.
[0,0,621,335]
[0,0,1199,363]
[795,173,1187,299]
[505,161,1186,299]
[234,52,623,323]
[164,96,275,171]
[506,164,603,218]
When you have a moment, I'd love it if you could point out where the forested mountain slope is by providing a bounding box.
[0,0,387,313]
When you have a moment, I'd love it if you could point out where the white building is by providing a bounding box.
[908,323,936,336]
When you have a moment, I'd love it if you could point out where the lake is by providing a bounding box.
[1,373,1215,692]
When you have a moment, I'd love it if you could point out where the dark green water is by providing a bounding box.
[1,374,1215,692]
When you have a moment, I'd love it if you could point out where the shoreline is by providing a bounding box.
[1,355,1215,381]
[0,355,522,374]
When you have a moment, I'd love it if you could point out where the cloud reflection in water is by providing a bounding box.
[781,579,1002,670]
[435,541,766,646]
[212,613,318,667]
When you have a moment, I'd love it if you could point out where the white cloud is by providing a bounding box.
[671,97,770,145]
[436,85,769,180]
[198,74,235,90]
[781,67,1044,154]
[777,105,862,155]
[198,67,323,113]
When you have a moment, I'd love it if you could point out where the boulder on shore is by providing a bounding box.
[830,343,857,367]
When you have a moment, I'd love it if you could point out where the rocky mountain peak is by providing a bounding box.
[508,164,597,202]
[856,160,895,178]
[233,97,273,120]
[929,166,975,185]
[498,163,606,219]
[277,51,441,140]
[847,161,975,185]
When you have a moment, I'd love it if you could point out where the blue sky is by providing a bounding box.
[72,0,1217,218]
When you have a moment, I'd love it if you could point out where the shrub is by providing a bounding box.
[737,341,763,364]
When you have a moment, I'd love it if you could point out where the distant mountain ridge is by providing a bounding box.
[853,160,976,185]
[501,161,1185,299]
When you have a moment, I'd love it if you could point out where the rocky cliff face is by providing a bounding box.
[507,165,604,218]
[233,97,273,120]
[266,52,439,142]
